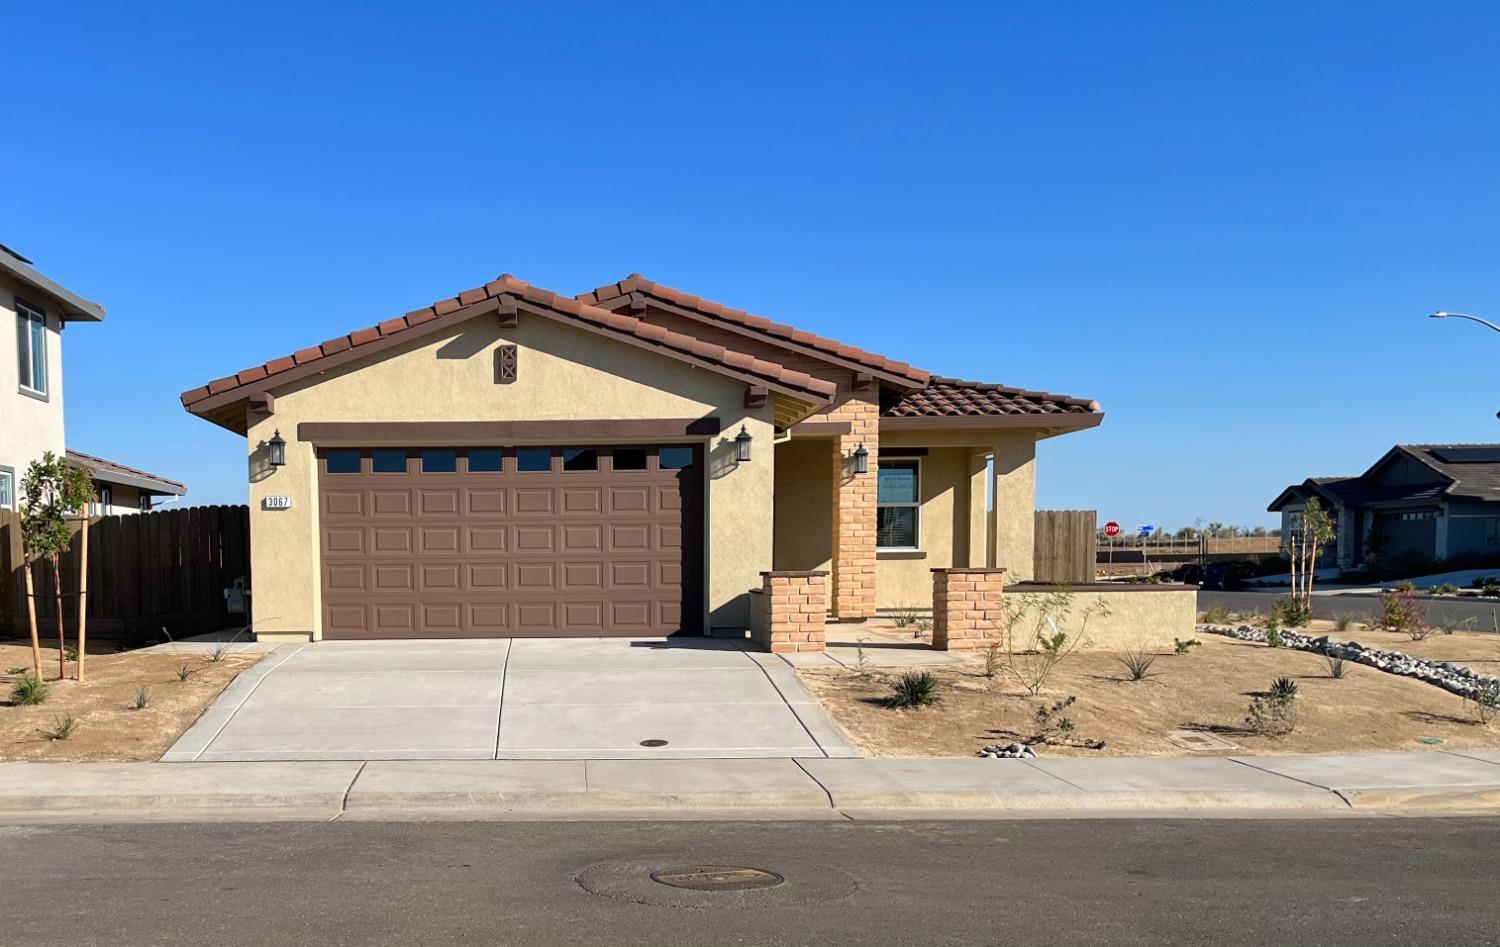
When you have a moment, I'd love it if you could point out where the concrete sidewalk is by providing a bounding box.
[2,749,1499,822]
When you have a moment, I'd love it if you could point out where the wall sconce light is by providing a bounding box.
[852,442,869,475]
[268,430,287,467]
[734,425,753,463]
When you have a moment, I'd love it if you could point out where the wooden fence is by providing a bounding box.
[0,505,251,642]
[1034,510,1098,583]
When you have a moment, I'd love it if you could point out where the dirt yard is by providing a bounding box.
[0,642,262,762]
[799,634,1500,759]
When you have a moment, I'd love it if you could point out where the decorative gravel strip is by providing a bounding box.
[1199,623,1500,700]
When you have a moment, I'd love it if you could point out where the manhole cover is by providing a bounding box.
[639,739,669,747]
[650,866,785,892]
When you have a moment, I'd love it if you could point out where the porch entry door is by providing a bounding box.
[316,444,703,639]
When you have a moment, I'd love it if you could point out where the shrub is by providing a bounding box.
[1333,613,1354,633]
[995,588,1108,695]
[889,604,923,629]
[6,666,28,675]
[1117,648,1159,682]
[63,645,79,663]
[1202,605,1231,625]
[1266,626,1284,649]
[1378,587,1428,638]
[1028,695,1105,749]
[1325,655,1350,679]
[1173,638,1201,655]
[10,675,48,706]
[1269,676,1299,700]
[1466,680,1500,726]
[1271,597,1311,628]
[983,642,1003,679]
[889,671,940,709]
[39,715,77,741]
[132,686,151,710]
[176,664,196,682]
[1436,583,1460,596]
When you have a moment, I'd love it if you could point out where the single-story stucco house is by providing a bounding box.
[182,272,1118,645]
[1269,444,1500,571]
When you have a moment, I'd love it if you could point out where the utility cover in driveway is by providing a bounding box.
[165,638,858,762]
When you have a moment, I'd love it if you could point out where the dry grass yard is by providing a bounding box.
[0,641,261,762]
[800,634,1500,759]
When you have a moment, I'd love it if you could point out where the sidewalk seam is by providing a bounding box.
[492,640,512,760]
[791,757,838,811]
[184,644,307,762]
[1226,757,1354,808]
[333,761,368,820]
[748,659,834,758]
[1439,749,1500,769]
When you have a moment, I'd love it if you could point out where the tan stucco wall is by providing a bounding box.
[1004,585,1197,651]
[0,274,67,503]
[993,433,1037,581]
[772,437,832,573]
[246,312,776,638]
[875,446,974,609]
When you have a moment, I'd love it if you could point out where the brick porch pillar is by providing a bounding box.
[828,393,878,620]
[750,571,828,653]
[931,567,1006,651]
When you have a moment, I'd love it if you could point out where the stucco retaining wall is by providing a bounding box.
[1003,583,1198,651]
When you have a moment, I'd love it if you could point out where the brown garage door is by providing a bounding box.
[317,445,703,639]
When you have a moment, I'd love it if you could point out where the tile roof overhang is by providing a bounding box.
[878,376,1103,434]
[66,449,186,496]
[181,275,838,434]
[579,274,931,388]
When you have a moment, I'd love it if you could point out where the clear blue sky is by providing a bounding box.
[7,2,1500,530]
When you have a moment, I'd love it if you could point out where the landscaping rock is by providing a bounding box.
[1198,623,1500,700]
[977,742,1037,759]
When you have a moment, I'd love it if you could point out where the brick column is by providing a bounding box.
[750,571,828,653]
[931,568,1006,651]
[828,393,879,620]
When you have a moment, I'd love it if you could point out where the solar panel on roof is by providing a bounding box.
[1431,447,1500,463]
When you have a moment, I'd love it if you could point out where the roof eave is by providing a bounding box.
[0,256,105,322]
[879,413,1103,434]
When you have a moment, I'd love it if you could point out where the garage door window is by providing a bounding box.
[562,448,598,472]
[326,450,361,474]
[517,448,551,472]
[613,448,648,470]
[468,449,503,473]
[659,447,694,469]
[422,449,457,473]
[372,450,406,473]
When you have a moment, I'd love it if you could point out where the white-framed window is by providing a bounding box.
[877,458,921,550]
[15,299,48,397]
[91,485,112,516]
[0,467,14,511]
[138,494,152,512]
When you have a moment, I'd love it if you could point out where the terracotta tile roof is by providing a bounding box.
[881,376,1101,419]
[578,274,931,386]
[181,274,838,409]
[65,449,186,494]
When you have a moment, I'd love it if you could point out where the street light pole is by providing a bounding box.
[1430,311,1500,419]
[1430,311,1500,334]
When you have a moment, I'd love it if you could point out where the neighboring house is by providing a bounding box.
[1269,444,1500,570]
[66,450,186,515]
[1,242,187,514]
[182,272,1103,642]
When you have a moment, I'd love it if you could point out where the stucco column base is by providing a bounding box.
[931,568,1006,651]
[750,571,829,653]
[254,632,315,644]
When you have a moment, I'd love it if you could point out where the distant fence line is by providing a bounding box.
[0,505,251,640]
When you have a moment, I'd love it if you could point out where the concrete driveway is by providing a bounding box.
[165,638,857,762]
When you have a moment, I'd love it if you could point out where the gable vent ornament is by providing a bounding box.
[496,344,518,384]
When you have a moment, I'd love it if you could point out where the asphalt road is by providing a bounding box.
[2,817,1497,946]
[1199,589,1500,631]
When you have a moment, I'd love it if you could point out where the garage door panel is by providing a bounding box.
[319,444,701,639]
[372,527,412,554]
[419,489,460,515]
[372,490,412,516]
[467,525,507,553]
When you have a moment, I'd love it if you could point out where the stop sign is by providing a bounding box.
[1104,521,1121,538]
